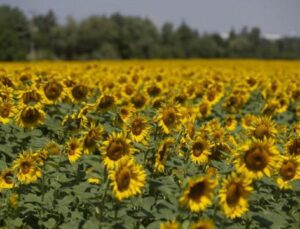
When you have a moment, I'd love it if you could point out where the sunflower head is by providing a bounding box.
[191,219,215,229]
[276,156,300,189]
[16,104,45,128]
[43,80,64,102]
[97,94,115,112]
[249,116,277,140]
[66,137,82,163]
[0,168,15,190]
[286,137,300,157]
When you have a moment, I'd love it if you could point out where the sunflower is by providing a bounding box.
[241,114,255,130]
[248,116,277,140]
[0,168,15,190]
[16,104,45,128]
[156,104,182,134]
[154,138,173,173]
[102,132,133,169]
[126,115,151,144]
[224,115,237,131]
[234,138,279,179]
[285,136,300,158]
[118,105,135,124]
[191,219,215,229]
[97,94,115,112]
[130,93,147,109]
[109,158,146,201]
[160,220,180,229]
[65,137,82,163]
[17,85,46,105]
[69,83,89,102]
[198,99,212,118]
[43,79,65,103]
[0,101,16,124]
[12,151,42,184]
[81,123,103,154]
[276,156,300,189]
[219,172,252,219]
[190,136,212,165]
[179,176,217,212]
[44,141,61,156]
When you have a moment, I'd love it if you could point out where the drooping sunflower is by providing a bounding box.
[12,151,42,184]
[159,220,180,229]
[190,219,215,229]
[65,137,82,163]
[16,103,45,128]
[109,158,146,201]
[248,116,277,140]
[154,138,173,173]
[276,156,300,189]
[179,176,217,212]
[219,172,253,219]
[156,104,182,134]
[81,123,103,154]
[126,115,151,144]
[0,101,16,124]
[101,132,133,169]
[0,168,15,190]
[234,138,279,179]
[190,136,212,165]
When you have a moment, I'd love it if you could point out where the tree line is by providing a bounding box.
[1,5,300,60]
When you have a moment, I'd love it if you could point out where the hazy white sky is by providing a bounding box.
[1,0,300,36]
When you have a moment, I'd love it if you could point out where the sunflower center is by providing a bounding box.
[131,94,146,108]
[244,147,269,171]
[116,167,131,191]
[21,162,31,174]
[280,161,297,180]
[0,106,10,118]
[23,91,41,104]
[147,85,161,96]
[254,125,270,139]
[71,85,88,100]
[226,182,242,205]
[4,172,13,184]
[199,103,208,116]
[107,140,128,161]
[162,109,176,127]
[288,138,300,156]
[192,142,204,157]
[131,119,145,136]
[21,107,40,124]
[125,85,134,96]
[98,95,114,109]
[188,181,206,201]
[44,81,63,100]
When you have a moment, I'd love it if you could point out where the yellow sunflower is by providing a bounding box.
[43,79,65,104]
[219,172,252,219]
[285,136,300,158]
[191,219,215,229]
[101,132,133,169]
[109,158,146,201]
[17,85,46,105]
[0,168,15,190]
[156,104,182,134]
[96,94,115,112]
[241,114,255,130]
[12,151,42,184]
[0,101,16,124]
[179,176,217,212]
[81,123,103,154]
[276,156,300,189]
[198,99,212,118]
[190,136,212,165]
[224,115,237,131]
[65,137,82,163]
[16,103,45,128]
[234,138,279,179]
[248,116,277,140]
[154,138,173,173]
[160,220,180,229]
[68,83,89,103]
[126,115,151,144]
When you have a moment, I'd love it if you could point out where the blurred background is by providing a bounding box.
[0,0,300,60]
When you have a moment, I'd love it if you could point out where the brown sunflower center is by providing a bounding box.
[23,91,41,104]
[280,161,297,180]
[192,142,204,157]
[199,103,209,116]
[4,172,13,184]
[244,147,269,171]
[226,182,242,205]
[116,167,131,191]
[21,107,40,124]
[21,162,31,174]
[0,106,11,118]
[188,181,207,201]
[254,124,271,139]
[288,138,300,156]
[125,85,134,96]
[107,139,128,161]
[162,108,176,127]
[147,85,161,96]
[131,94,146,108]
[131,119,145,136]
[71,85,88,100]
[98,95,114,110]
[44,81,63,100]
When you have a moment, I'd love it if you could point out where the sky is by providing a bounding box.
[1,0,300,37]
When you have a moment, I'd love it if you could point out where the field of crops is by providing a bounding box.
[0,60,299,228]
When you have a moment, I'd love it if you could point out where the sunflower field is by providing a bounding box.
[0,60,299,229]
